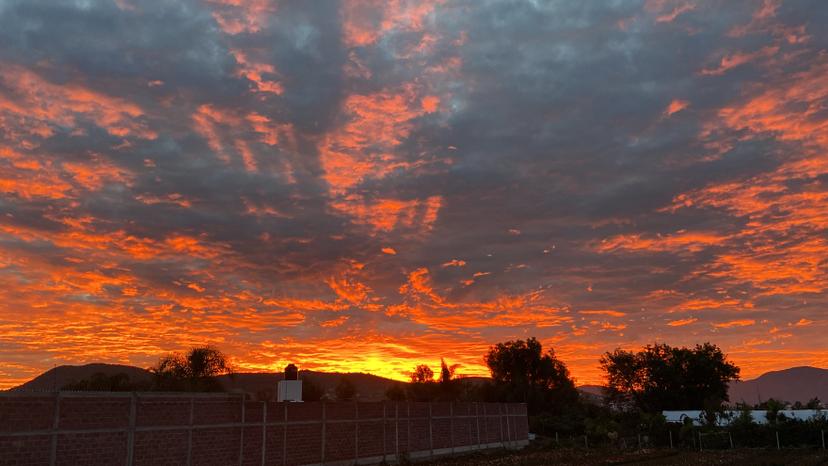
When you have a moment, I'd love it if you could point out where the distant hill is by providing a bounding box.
[728,366,828,405]
[11,363,152,392]
[12,364,827,406]
[574,368,828,406]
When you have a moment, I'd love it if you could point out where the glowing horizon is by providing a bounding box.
[1,0,827,391]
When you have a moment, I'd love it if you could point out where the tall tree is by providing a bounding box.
[600,342,739,412]
[484,337,578,414]
[439,358,453,384]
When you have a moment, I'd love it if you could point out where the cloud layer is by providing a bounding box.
[1,0,827,388]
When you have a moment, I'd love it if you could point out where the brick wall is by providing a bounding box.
[0,392,529,466]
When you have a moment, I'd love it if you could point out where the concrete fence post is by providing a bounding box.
[260,402,267,466]
[395,403,399,460]
[449,402,455,453]
[505,405,511,447]
[406,403,411,454]
[776,430,780,450]
[282,404,287,466]
[321,402,327,465]
[382,403,387,461]
[354,402,359,461]
[668,430,673,449]
[187,396,194,466]
[49,391,61,466]
[429,403,434,458]
[475,403,481,450]
[484,404,490,447]
[499,405,504,445]
[126,392,137,466]
[239,395,246,466]
[822,429,825,450]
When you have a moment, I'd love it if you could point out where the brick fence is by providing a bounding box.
[0,392,529,466]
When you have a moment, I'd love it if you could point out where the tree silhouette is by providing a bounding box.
[410,364,434,383]
[439,358,453,384]
[484,337,578,415]
[150,345,231,392]
[407,364,438,401]
[600,342,739,412]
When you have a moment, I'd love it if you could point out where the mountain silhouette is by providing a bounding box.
[728,366,828,405]
[11,363,152,392]
[9,364,828,405]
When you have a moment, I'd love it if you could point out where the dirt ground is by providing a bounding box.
[418,447,828,465]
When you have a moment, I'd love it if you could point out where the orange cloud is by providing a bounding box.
[667,317,697,327]
[0,65,155,140]
[581,310,626,318]
[645,0,696,23]
[441,259,466,268]
[713,319,756,329]
[342,0,443,48]
[597,231,729,254]
[664,99,689,117]
[699,46,778,76]
[231,49,283,95]
[206,0,276,35]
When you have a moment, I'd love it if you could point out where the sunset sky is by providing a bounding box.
[1,0,827,390]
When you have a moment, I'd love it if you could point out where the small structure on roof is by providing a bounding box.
[277,363,302,402]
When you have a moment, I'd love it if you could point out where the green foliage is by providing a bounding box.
[150,345,231,392]
[600,342,739,413]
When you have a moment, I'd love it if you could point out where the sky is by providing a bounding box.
[1,0,827,390]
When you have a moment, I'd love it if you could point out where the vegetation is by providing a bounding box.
[600,342,740,413]
[149,345,232,392]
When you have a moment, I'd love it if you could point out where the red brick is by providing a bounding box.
[0,397,55,432]
[133,429,188,466]
[56,431,126,466]
[0,435,51,466]
[59,397,130,430]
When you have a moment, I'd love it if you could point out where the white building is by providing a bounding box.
[662,409,826,426]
